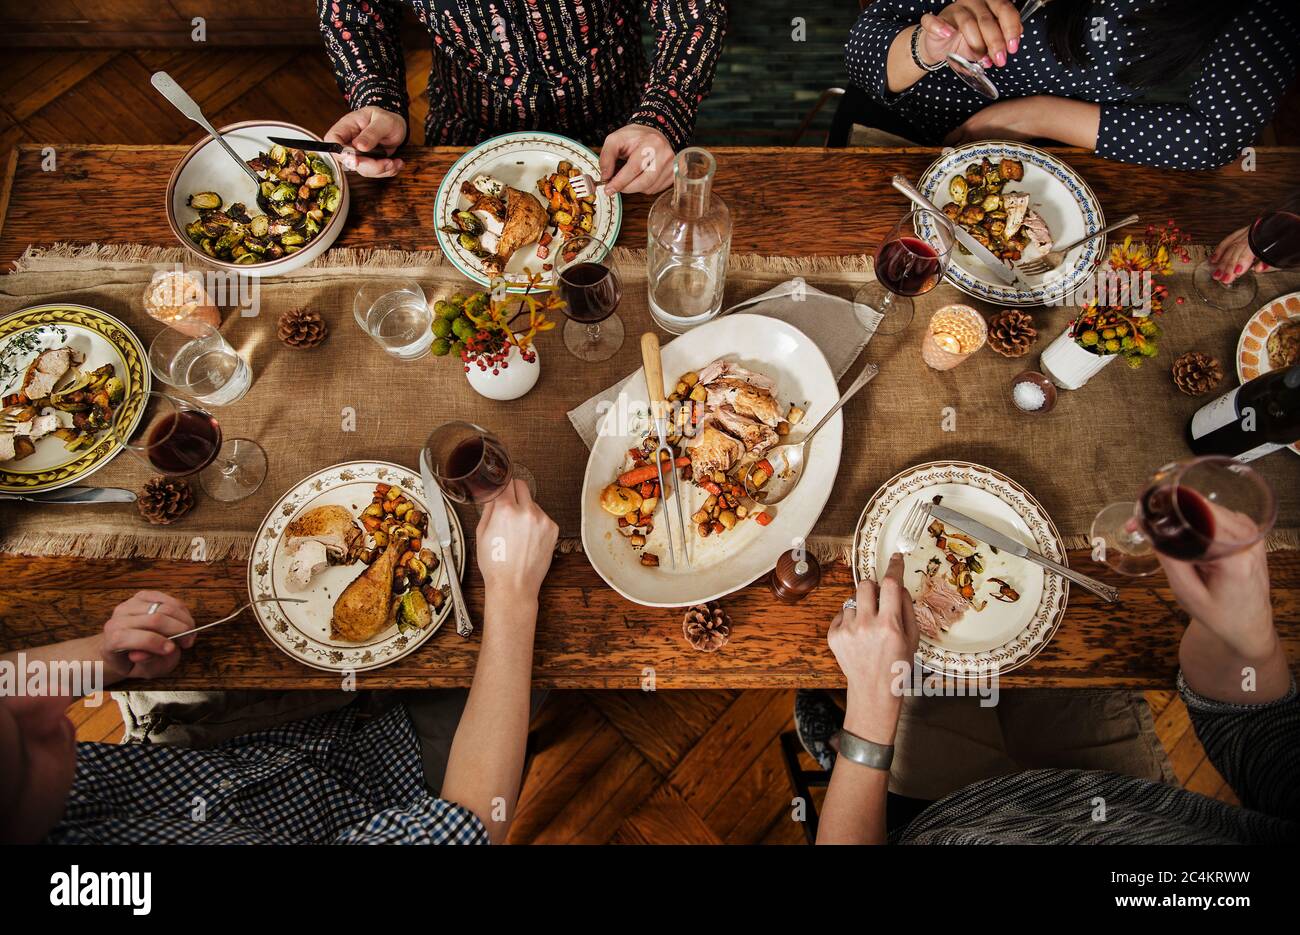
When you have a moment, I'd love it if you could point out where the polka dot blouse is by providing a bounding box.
[846,0,1298,170]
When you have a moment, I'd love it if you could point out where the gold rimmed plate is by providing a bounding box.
[0,303,149,494]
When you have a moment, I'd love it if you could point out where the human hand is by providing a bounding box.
[944,95,1043,145]
[1159,536,1275,661]
[599,124,675,195]
[324,106,407,178]
[1209,225,1274,285]
[921,0,1023,70]
[476,479,559,610]
[827,553,920,744]
[99,591,196,681]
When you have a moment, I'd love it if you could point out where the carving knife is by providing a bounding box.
[420,451,474,637]
[926,502,1120,603]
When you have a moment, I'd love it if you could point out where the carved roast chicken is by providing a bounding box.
[461,182,548,276]
[284,505,363,591]
[330,535,404,642]
[686,359,783,479]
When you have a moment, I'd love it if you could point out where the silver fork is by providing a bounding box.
[568,172,605,199]
[893,500,930,556]
[111,597,307,652]
[1016,213,1139,277]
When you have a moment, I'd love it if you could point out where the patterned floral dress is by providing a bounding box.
[318,0,728,150]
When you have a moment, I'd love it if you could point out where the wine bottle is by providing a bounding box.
[1188,364,1300,461]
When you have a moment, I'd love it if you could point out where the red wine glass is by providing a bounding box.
[1193,207,1300,311]
[422,420,531,505]
[111,390,267,502]
[1090,456,1277,576]
[854,207,955,337]
[556,233,624,361]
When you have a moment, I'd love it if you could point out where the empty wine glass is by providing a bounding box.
[854,207,955,336]
[1090,456,1276,577]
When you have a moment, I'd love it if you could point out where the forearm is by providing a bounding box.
[1,635,126,716]
[631,0,727,149]
[815,689,898,845]
[317,0,409,118]
[439,594,537,844]
[1029,97,1099,149]
[885,27,931,95]
[1179,619,1292,706]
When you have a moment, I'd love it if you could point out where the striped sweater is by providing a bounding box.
[898,674,1300,844]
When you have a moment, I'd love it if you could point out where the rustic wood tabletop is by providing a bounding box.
[1,143,1297,689]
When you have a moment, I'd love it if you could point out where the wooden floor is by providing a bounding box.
[14,44,1246,841]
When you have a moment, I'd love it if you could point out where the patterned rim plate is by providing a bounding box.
[1236,290,1300,456]
[916,141,1105,307]
[0,304,149,494]
[248,460,466,673]
[433,130,623,293]
[851,461,1069,679]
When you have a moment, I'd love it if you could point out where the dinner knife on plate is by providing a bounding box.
[891,175,1020,286]
[265,136,395,161]
[926,502,1121,603]
[0,486,137,504]
[420,451,474,638]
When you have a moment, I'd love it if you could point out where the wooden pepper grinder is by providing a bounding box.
[770,548,821,603]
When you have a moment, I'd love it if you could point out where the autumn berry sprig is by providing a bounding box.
[1070,220,1189,368]
[430,272,561,375]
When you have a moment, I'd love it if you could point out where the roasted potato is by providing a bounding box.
[600,484,643,517]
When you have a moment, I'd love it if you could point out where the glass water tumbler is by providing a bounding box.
[647,148,732,334]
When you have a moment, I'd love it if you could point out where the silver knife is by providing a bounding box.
[0,486,137,504]
[419,451,473,638]
[892,175,1019,286]
[927,502,1120,603]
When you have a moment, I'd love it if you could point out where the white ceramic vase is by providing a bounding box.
[464,340,541,401]
[1039,325,1116,390]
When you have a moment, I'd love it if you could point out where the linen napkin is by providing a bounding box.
[567,279,875,448]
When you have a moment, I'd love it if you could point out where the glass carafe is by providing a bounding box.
[647,148,732,334]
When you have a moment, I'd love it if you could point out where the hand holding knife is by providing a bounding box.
[420,451,474,638]
[266,135,398,162]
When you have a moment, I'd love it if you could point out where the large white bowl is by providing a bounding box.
[166,120,350,277]
[581,314,843,607]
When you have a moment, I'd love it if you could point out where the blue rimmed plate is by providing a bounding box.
[433,131,622,292]
[915,141,1105,307]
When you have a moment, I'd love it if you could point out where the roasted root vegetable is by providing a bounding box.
[185,145,339,263]
[600,483,643,516]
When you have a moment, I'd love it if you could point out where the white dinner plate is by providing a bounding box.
[852,460,1069,678]
[916,141,1105,307]
[1236,290,1300,456]
[248,460,465,672]
[581,314,843,608]
[0,304,149,494]
[433,130,622,292]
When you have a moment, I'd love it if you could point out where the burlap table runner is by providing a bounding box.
[2,243,1297,561]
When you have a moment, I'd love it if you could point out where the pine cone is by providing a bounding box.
[1171,351,1224,396]
[683,602,731,653]
[277,307,328,349]
[137,476,195,525]
[987,309,1038,358]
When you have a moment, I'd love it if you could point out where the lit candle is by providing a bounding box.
[922,304,987,371]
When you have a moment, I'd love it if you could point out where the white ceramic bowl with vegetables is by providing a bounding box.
[166,120,350,277]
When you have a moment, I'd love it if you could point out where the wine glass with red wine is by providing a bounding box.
[1193,205,1300,311]
[1090,456,1277,576]
[111,391,267,503]
[556,233,624,362]
[853,207,955,337]
[422,421,526,504]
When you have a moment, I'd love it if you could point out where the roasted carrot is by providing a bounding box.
[754,510,773,526]
[700,480,722,496]
[756,458,775,476]
[618,464,662,488]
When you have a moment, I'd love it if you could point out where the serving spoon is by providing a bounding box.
[742,362,879,505]
[151,71,263,188]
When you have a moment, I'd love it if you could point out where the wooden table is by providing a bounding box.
[2,143,1297,689]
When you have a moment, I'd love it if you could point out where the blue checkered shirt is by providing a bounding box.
[47,702,489,844]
